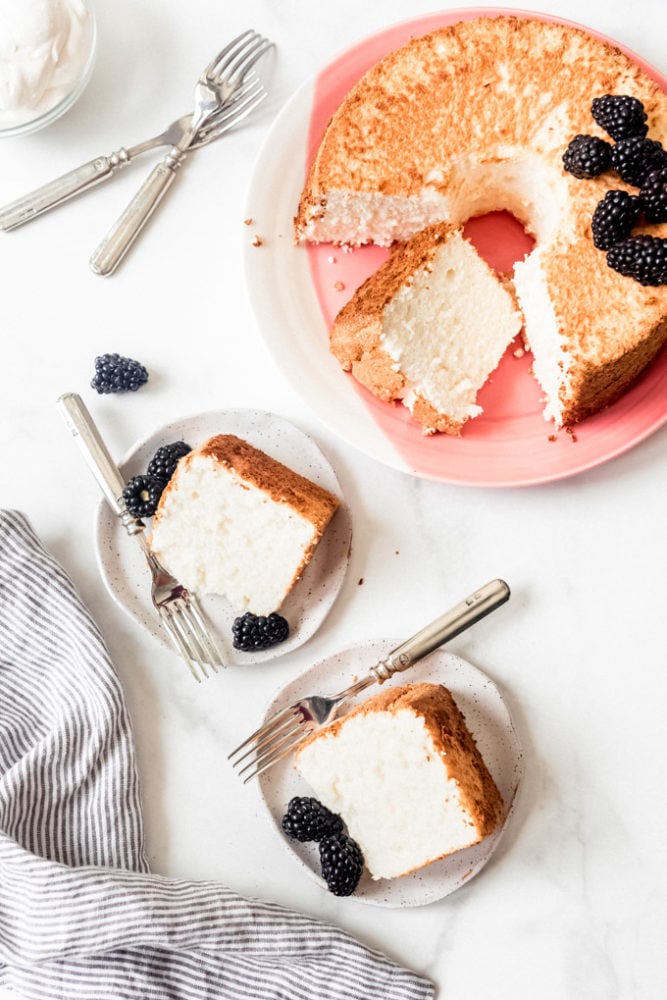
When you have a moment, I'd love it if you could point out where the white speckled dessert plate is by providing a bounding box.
[256,644,523,907]
[94,409,352,667]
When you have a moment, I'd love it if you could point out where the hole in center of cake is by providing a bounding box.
[462,210,536,275]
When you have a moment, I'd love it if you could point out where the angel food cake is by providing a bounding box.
[295,682,504,880]
[150,435,339,615]
[330,224,523,434]
[295,15,667,429]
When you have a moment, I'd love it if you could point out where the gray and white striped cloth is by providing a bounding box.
[0,510,435,1000]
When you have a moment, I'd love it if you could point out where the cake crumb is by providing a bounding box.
[333,280,345,291]
[566,428,578,443]
[513,347,525,359]
[358,577,364,586]
[243,218,253,226]
[548,434,558,442]
[251,234,263,247]
[328,255,337,264]
[342,244,354,254]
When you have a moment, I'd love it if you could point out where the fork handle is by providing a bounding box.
[0,154,131,232]
[57,392,139,532]
[89,147,187,276]
[373,579,511,681]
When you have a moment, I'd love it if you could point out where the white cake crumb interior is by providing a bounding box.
[297,708,481,880]
[381,231,523,425]
[150,454,316,615]
[514,247,569,425]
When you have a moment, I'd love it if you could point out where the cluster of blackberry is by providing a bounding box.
[91,353,149,394]
[122,440,192,519]
[563,94,667,286]
[281,796,364,896]
[232,611,289,651]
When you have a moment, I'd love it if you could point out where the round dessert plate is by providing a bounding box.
[243,7,667,487]
[94,409,352,667]
[257,645,523,907]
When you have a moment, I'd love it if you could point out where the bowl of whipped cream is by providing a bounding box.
[0,0,97,137]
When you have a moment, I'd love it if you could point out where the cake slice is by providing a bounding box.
[150,435,339,615]
[295,682,504,880]
[330,225,523,434]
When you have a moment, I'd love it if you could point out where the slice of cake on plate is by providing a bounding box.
[150,434,339,615]
[330,224,523,434]
[295,682,504,880]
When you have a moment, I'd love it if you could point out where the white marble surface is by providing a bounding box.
[1,1,666,997]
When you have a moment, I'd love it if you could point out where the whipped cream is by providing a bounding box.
[0,0,93,128]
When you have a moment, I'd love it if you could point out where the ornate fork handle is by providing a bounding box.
[0,152,133,233]
[89,147,188,276]
[322,579,512,712]
[57,392,143,538]
[371,578,511,682]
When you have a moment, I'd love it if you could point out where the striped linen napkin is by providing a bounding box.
[0,510,435,1000]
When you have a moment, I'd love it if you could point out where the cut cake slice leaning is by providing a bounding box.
[330,224,523,434]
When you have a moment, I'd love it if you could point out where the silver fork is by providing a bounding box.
[229,579,510,781]
[89,29,273,276]
[57,392,224,682]
[0,74,265,233]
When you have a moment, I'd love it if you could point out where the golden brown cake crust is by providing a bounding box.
[194,434,340,532]
[298,681,505,852]
[296,16,667,216]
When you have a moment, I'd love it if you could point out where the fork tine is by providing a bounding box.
[202,29,257,80]
[236,720,308,777]
[211,76,264,112]
[231,715,306,769]
[220,37,273,87]
[207,74,261,112]
[240,731,310,784]
[179,596,224,671]
[227,706,302,761]
[199,81,264,136]
[209,91,267,138]
[159,608,202,683]
[167,605,210,679]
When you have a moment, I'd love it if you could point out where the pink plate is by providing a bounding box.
[244,8,667,487]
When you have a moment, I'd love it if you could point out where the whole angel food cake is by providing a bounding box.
[150,435,339,615]
[295,15,667,429]
[295,682,504,880]
[330,224,523,434]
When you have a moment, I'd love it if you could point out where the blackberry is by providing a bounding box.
[590,190,642,250]
[591,94,648,141]
[146,441,191,482]
[281,797,344,842]
[606,235,667,286]
[640,168,667,223]
[319,834,364,896]
[562,134,612,179]
[232,611,289,651]
[610,136,667,187]
[122,475,165,518]
[91,353,148,394]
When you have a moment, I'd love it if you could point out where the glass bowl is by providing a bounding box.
[0,1,97,139]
